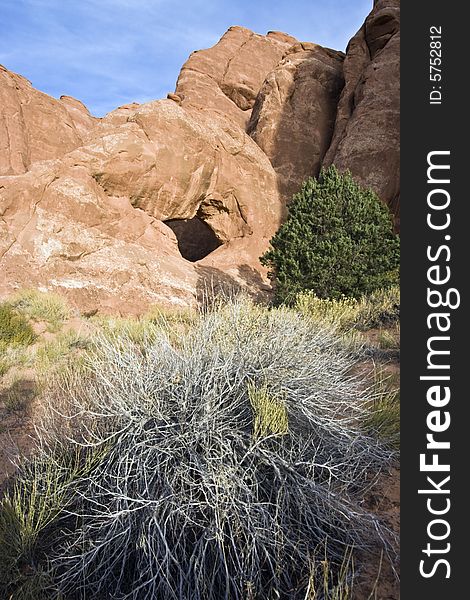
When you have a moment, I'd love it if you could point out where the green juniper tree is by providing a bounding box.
[261,166,400,304]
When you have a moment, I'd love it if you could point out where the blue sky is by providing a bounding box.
[1,0,372,117]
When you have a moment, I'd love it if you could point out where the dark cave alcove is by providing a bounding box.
[164,217,222,262]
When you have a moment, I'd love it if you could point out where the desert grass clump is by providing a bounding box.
[0,345,34,379]
[294,286,400,333]
[91,315,160,346]
[377,326,400,351]
[305,546,355,600]
[248,381,289,439]
[295,292,360,330]
[28,298,393,599]
[0,456,70,600]
[92,309,199,353]
[0,303,36,350]
[145,304,198,328]
[0,446,108,600]
[365,370,400,449]
[354,286,400,330]
[9,289,71,332]
[34,330,88,382]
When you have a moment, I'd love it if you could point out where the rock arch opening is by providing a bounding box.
[165,217,222,262]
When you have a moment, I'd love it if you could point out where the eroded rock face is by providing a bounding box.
[323,0,400,220]
[248,43,344,200]
[175,26,297,128]
[0,65,97,175]
[71,100,282,243]
[60,95,96,139]
[0,161,198,313]
[0,8,400,312]
[0,95,282,312]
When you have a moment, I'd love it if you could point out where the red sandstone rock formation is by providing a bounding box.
[0,65,97,175]
[323,0,400,220]
[0,2,400,312]
[247,43,345,200]
[0,93,282,312]
[175,26,297,129]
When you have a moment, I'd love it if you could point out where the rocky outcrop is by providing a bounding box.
[0,97,282,312]
[247,43,344,200]
[0,161,198,313]
[0,65,97,175]
[175,26,296,128]
[323,0,400,219]
[245,1,400,210]
[75,101,282,243]
[0,5,400,313]
[59,95,96,139]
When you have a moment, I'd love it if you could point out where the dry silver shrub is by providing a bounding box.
[42,299,393,600]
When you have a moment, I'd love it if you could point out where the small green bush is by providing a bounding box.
[295,286,400,333]
[261,166,400,304]
[0,303,36,349]
[9,289,71,332]
[354,286,400,330]
[295,293,360,331]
